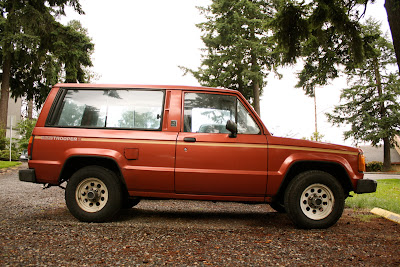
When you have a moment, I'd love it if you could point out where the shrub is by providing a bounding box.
[0,150,19,161]
[366,161,384,172]
[0,128,6,150]
[16,119,37,150]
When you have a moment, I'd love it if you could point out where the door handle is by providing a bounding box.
[184,137,196,142]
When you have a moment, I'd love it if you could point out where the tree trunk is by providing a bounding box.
[1,4,14,137]
[372,57,391,171]
[385,0,400,73]
[252,82,261,115]
[250,44,261,115]
[0,56,12,137]
[383,137,392,171]
[27,99,33,119]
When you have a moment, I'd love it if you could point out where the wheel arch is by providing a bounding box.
[59,156,126,187]
[273,161,354,203]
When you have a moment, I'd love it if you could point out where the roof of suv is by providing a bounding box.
[54,83,238,94]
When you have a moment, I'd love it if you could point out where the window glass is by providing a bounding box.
[57,90,107,127]
[237,101,261,134]
[106,90,163,129]
[183,92,260,134]
[55,89,163,130]
[184,93,235,133]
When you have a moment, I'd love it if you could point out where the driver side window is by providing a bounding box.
[183,92,260,134]
[184,93,235,133]
[237,101,261,134]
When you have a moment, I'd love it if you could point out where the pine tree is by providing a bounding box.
[272,0,365,96]
[384,0,400,72]
[0,0,93,135]
[272,0,400,93]
[9,19,95,107]
[182,0,280,115]
[327,20,400,171]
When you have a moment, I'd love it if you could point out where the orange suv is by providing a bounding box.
[19,84,376,228]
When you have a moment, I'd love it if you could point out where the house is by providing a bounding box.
[6,95,22,140]
[361,137,400,171]
[0,74,23,141]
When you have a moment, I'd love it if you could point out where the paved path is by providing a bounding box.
[364,173,400,180]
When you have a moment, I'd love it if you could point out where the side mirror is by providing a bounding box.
[226,120,237,138]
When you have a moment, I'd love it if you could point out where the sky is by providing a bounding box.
[62,0,391,146]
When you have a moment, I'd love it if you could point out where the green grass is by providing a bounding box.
[346,179,400,214]
[0,161,21,169]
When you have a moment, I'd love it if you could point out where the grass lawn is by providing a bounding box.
[346,179,400,214]
[0,161,21,169]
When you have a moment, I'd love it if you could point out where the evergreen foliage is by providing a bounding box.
[182,0,280,114]
[272,0,400,94]
[0,0,93,135]
[272,0,366,96]
[327,20,400,170]
[384,0,400,72]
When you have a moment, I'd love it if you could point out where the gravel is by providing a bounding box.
[1,163,399,266]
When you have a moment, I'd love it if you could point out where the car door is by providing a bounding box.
[175,91,268,197]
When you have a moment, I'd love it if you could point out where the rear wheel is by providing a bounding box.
[284,170,345,229]
[65,166,122,222]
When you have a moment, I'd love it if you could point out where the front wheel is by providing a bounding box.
[284,171,345,229]
[65,166,122,222]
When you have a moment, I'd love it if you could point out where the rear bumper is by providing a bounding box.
[355,179,377,194]
[19,169,38,183]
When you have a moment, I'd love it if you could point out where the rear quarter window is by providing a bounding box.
[52,89,164,130]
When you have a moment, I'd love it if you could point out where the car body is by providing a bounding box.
[19,149,28,162]
[19,84,377,228]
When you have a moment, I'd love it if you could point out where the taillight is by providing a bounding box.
[27,136,34,160]
[358,153,366,172]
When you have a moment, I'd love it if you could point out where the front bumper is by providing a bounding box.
[355,179,377,194]
[19,169,37,183]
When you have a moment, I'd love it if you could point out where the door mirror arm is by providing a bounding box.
[226,120,238,138]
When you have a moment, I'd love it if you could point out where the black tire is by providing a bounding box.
[65,166,122,222]
[284,170,345,229]
[122,198,141,209]
[269,202,286,213]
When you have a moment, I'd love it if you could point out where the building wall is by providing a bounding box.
[0,78,23,140]
[395,136,400,156]
[6,96,22,139]
[360,145,400,164]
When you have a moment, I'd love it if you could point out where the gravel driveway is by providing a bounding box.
[1,164,399,266]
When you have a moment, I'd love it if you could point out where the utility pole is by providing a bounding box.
[314,88,317,134]
[9,116,12,161]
